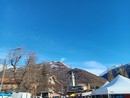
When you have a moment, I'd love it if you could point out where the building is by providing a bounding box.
[69,71,75,86]
[0,78,18,92]
[67,70,90,97]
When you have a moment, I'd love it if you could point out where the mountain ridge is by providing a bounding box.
[101,63,130,80]
[0,61,106,92]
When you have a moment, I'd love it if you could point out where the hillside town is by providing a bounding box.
[0,60,130,98]
[0,48,130,98]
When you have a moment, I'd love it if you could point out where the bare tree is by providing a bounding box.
[36,63,50,95]
[20,52,37,94]
[7,47,52,95]
[8,48,38,94]
[107,69,114,82]
[119,65,128,78]
[8,48,25,91]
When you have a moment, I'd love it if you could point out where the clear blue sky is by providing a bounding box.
[0,0,130,75]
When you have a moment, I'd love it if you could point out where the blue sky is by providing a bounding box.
[0,0,130,75]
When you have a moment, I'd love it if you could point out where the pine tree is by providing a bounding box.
[107,69,114,82]
[120,65,128,78]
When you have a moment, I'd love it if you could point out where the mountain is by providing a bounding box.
[41,61,106,88]
[101,63,130,80]
[1,61,106,92]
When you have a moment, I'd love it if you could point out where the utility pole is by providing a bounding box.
[0,58,7,92]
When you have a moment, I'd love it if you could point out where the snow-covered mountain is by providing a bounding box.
[100,63,130,80]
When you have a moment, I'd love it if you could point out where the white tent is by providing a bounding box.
[100,81,109,88]
[92,75,130,95]
[11,92,31,98]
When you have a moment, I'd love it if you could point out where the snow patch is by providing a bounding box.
[51,64,58,69]
[99,64,121,76]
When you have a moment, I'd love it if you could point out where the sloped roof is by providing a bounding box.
[92,75,130,95]
[100,81,109,88]
[0,78,16,84]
